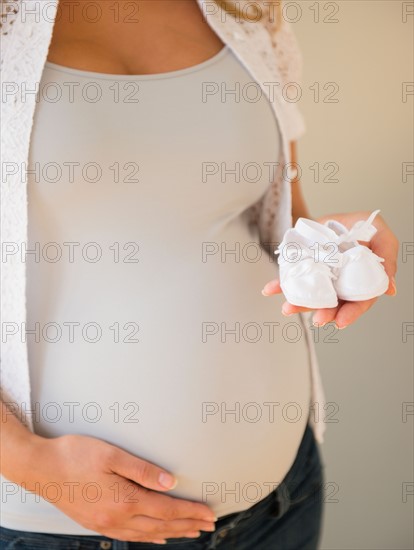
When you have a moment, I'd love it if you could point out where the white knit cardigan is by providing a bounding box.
[0,0,327,443]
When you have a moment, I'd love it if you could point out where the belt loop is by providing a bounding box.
[206,510,247,549]
[271,480,291,519]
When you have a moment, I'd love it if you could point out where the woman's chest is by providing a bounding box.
[47,0,225,74]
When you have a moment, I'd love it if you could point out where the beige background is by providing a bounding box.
[292,1,413,548]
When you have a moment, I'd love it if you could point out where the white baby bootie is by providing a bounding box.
[323,209,389,301]
[274,209,389,308]
[274,220,342,309]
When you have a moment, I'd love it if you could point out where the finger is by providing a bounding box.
[370,230,399,295]
[127,486,217,522]
[334,298,377,329]
[107,449,179,493]
[261,279,282,296]
[312,304,341,326]
[281,301,340,323]
[101,530,167,544]
[281,301,314,315]
[125,514,216,535]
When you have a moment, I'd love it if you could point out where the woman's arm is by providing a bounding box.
[0,398,216,540]
[262,142,399,329]
[0,399,48,488]
[290,141,311,223]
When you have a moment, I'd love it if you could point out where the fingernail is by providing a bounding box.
[261,282,274,295]
[203,516,218,522]
[186,531,201,537]
[159,472,177,489]
[389,276,397,296]
[313,321,326,327]
[282,308,294,317]
[334,322,347,330]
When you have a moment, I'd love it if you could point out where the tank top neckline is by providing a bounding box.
[44,45,229,81]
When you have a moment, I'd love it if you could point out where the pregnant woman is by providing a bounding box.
[0,0,398,548]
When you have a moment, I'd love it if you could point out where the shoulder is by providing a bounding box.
[1,0,19,70]
[225,0,304,86]
[1,0,58,73]
[1,0,19,36]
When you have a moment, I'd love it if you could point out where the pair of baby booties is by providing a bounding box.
[274,210,389,308]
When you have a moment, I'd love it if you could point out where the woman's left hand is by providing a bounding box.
[261,211,399,329]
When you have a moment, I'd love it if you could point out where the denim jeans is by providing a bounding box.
[0,422,325,550]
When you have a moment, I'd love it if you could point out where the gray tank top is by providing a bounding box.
[0,45,311,534]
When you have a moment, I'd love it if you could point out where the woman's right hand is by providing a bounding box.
[25,433,217,543]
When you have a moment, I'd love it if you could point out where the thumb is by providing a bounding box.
[261,278,282,296]
[108,448,178,491]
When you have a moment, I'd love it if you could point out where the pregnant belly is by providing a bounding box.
[27,220,311,518]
